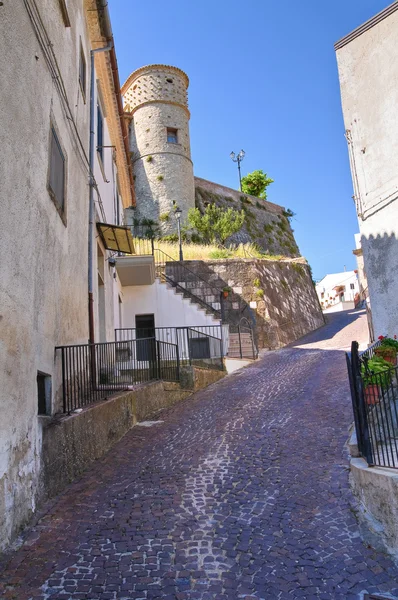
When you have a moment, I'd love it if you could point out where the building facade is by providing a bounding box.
[335,1,398,337]
[0,0,133,549]
[316,271,359,312]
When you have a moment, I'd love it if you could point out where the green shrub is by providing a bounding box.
[159,212,169,222]
[209,248,233,259]
[380,337,398,350]
[161,234,179,242]
[362,356,392,388]
[253,278,261,287]
[255,289,265,299]
[157,175,164,181]
[240,195,251,205]
[146,155,153,162]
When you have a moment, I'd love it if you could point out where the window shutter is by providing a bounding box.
[49,127,65,210]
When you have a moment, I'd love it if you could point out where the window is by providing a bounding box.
[350,283,355,290]
[97,103,104,162]
[79,43,86,100]
[37,372,51,416]
[167,128,178,144]
[58,0,71,26]
[48,126,66,213]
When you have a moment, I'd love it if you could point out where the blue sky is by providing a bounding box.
[109,0,390,280]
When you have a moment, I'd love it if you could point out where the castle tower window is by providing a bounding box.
[167,128,178,144]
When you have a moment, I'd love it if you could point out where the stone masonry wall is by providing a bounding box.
[195,177,300,257]
[167,258,324,349]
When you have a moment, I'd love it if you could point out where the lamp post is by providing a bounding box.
[174,206,183,261]
[230,149,245,191]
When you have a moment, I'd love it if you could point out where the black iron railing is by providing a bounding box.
[56,338,179,414]
[346,340,398,469]
[115,326,224,371]
[227,319,257,360]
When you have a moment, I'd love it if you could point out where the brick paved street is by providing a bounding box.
[1,309,398,600]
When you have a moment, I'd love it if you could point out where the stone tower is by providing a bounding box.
[122,65,195,232]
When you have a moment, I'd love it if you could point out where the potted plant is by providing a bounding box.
[374,344,397,365]
[222,286,232,298]
[361,356,392,405]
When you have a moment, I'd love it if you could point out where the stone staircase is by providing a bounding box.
[227,332,255,359]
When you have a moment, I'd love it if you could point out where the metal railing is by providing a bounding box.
[115,325,224,371]
[227,318,257,359]
[56,338,179,414]
[346,340,398,469]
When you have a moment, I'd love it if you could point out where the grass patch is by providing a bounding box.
[131,239,288,261]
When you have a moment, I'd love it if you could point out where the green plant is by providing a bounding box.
[146,155,153,162]
[209,248,232,259]
[255,289,265,298]
[241,170,274,200]
[132,217,141,227]
[281,279,288,291]
[223,286,232,293]
[361,356,392,388]
[187,204,245,245]
[159,212,169,222]
[380,336,398,350]
[157,175,164,181]
[282,208,295,222]
[374,345,397,362]
[160,233,179,242]
[253,278,261,287]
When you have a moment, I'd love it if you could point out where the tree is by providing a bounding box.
[187,204,245,245]
[241,170,274,200]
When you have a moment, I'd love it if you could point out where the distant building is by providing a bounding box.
[316,271,359,312]
[335,1,398,336]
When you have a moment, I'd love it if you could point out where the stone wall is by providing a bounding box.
[195,177,300,257]
[167,259,324,349]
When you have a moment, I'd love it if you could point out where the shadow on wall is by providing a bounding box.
[360,231,398,338]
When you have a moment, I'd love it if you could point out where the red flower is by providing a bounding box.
[378,335,384,340]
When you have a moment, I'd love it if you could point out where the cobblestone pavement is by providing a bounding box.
[1,309,398,600]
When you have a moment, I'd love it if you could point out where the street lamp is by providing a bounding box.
[174,206,183,261]
[230,149,245,191]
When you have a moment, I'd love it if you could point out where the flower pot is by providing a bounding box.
[364,384,380,405]
[374,347,397,365]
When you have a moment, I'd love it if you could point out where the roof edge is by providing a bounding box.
[334,1,398,50]
[121,64,189,95]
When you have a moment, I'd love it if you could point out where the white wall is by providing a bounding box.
[0,0,123,549]
[336,8,398,336]
[122,280,220,330]
[316,272,359,310]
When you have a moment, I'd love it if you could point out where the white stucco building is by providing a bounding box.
[0,0,136,550]
[335,1,398,337]
[316,271,359,312]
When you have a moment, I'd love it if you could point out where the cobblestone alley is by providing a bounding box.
[1,309,398,600]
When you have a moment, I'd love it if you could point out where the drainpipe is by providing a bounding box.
[88,40,113,344]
